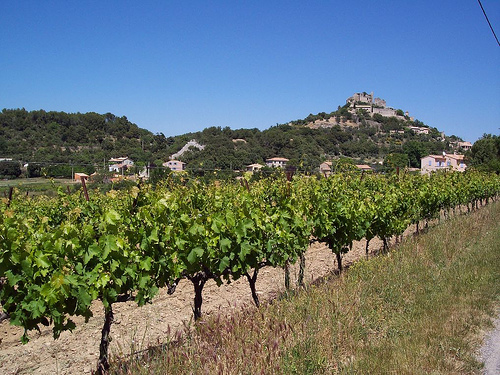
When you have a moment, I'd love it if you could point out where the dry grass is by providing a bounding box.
[111,201,500,375]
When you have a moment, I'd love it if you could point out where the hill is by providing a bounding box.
[0,109,164,164]
[154,92,465,171]
[0,93,467,174]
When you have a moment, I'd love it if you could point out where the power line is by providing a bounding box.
[477,0,500,47]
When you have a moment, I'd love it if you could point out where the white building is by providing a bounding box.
[458,141,472,151]
[109,157,134,172]
[246,163,264,172]
[408,126,430,135]
[266,157,289,168]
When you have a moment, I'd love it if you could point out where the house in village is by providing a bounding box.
[408,126,430,135]
[449,140,473,152]
[163,159,186,172]
[74,172,89,182]
[356,164,373,172]
[108,157,134,173]
[420,153,466,175]
[457,141,472,151]
[266,157,289,168]
[319,161,333,176]
[319,161,372,176]
[246,163,264,172]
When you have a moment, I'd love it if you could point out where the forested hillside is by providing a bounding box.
[0,109,168,164]
[0,106,463,173]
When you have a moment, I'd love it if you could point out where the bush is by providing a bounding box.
[0,161,22,179]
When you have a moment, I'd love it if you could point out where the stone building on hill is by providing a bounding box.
[346,92,413,120]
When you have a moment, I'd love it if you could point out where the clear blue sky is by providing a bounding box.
[1,1,499,142]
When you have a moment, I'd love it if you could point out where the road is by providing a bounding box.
[480,312,500,374]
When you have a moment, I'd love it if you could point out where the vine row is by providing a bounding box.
[1,170,499,372]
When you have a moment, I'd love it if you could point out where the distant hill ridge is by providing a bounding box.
[0,93,465,171]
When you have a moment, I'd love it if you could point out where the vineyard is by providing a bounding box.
[1,170,499,373]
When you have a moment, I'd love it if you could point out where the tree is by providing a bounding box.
[383,153,409,171]
[403,141,427,168]
[467,134,500,173]
[149,166,172,185]
[0,160,21,178]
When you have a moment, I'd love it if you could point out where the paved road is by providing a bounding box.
[480,314,500,375]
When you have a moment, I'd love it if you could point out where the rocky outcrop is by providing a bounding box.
[170,139,205,160]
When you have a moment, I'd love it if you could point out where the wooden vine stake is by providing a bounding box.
[80,176,89,202]
[240,178,250,192]
[7,187,13,207]
[284,166,305,288]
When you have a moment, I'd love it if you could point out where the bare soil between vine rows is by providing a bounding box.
[1,231,404,374]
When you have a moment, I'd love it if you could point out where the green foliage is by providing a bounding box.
[0,161,21,179]
[383,153,409,171]
[403,141,427,168]
[309,175,370,269]
[26,163,95,178]
[1,170,499,372]
[148,167,171,185]
[114,177,500,375]
[1,106,458,176]
[0,108,161,165]
[467,134,500,173]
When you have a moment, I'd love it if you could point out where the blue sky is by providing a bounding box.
[1,1,499,142]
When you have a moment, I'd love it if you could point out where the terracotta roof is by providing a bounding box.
[266,157,289,162]
[426,155,446,161]
[356,164,372,169]
[426,154,464,161]
[109,157,131,163]
[447,154,465,160]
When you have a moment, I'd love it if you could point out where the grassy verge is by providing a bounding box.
[112,201,500,374]
[0,177,76,197]
[0,177,137,197]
